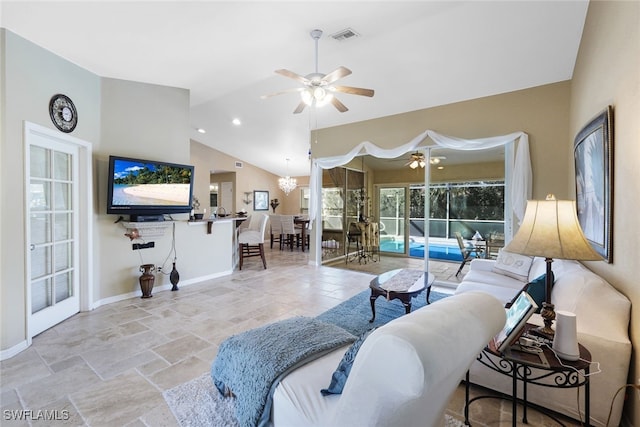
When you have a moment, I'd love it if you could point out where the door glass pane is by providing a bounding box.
[31,213,52,245]
[31,246,52,279]
[53,151,71,180]
[379,187,405,254]
[54,182,71,210]
[54,242,71,272]
[54,213,72,241]
[346,169,364,225]
[29,141,78,326]
[429,186,449,238]
[55,272,72,303]
[408,186,426,257]
[449,182,505,239]
[30,146,50,178]
[32,278,52,313]
[30,181,50,211]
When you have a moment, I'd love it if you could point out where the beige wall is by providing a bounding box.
[373,161,504,185]
[190,140,308,217]
[0,31,238,353]
[95,78,192,299]
[314,81,572,200]
[570,1,640,424]
[1,29,101,349]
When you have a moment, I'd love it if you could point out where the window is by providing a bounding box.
[427,181,505,240]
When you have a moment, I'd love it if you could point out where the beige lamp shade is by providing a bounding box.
[504,195,602,261]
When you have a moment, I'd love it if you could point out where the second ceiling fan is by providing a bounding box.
[262,29,374,114]
[405,152,447,169]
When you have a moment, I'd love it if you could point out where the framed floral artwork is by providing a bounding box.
[574,105,613,263]
[253,190,269,211]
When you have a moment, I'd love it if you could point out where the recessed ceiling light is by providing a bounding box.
[196,128,206,134]
[232,118,241,126]
[437,166,444,170]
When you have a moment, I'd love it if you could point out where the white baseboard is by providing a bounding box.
[1,270,234,360]
[0,340,30,361]
[91,270,233,309]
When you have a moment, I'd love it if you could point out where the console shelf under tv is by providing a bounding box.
[121,221,173,239]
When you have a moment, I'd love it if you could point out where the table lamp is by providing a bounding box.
[503,194,602,338]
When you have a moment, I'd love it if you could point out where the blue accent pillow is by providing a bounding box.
[321,328,376,396]
[526,272,554,313]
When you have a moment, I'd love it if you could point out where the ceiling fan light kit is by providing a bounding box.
[264,29,374,114]
[405,152,445,169]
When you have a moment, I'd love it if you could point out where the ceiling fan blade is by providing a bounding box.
[332,85,375,97]
[322,66,352,84]
[293,101,307,114]
[275,69,310,85]
[331,97,349,113]
[260,87,304,99]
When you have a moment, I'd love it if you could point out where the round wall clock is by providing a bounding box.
[49,94,78,133]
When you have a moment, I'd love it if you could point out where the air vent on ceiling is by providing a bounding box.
[330,28,360,41]
[235,161,243,168]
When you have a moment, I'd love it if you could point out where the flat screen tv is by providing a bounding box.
[107,155,194,221]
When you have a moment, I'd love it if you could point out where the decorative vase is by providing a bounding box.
[170,262,180,291]
[139,264,156,298]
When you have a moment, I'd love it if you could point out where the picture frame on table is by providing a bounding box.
[253,190,269,211]
[574,105,613,263]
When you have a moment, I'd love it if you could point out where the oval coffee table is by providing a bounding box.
[369,268,436,322]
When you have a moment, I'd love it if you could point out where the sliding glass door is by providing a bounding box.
[378,181,505,258]
[378,185,426,257]
[320,167,365,262]
[378,187,406,254]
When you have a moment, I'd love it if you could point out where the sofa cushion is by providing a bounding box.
[491,249,534,282]
[455,281,522,306]
[272,345,347,426]
[321,328,376,395]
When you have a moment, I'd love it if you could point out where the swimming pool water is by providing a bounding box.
[379,241,464,261]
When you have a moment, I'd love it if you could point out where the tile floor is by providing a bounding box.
[1,248,580,426]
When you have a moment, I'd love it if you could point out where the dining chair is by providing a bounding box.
[294,215,310,250]
[280,215,301,251]
[238,214,269,269]
[454,231,484,276]
[269,214,283,249]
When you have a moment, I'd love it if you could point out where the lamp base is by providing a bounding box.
[530,302,556,340]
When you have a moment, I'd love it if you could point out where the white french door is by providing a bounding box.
[26,130,81,336]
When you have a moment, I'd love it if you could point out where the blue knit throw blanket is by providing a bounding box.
[211,317,355,427]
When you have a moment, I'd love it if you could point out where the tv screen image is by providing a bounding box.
[107,155,194,218]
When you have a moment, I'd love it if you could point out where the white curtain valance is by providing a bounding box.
[309,130,531,227]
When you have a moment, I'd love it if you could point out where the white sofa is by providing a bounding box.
[270,292,506,427]
[456,256,632,427]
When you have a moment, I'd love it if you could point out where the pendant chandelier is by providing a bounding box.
[278,158,297,195]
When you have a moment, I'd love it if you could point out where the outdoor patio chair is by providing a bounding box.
[454,231,484,276]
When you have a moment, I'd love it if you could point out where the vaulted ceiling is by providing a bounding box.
[1,1,589,176]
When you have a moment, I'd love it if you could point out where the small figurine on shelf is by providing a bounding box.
[191,197,201,220]
[270,198,280,213]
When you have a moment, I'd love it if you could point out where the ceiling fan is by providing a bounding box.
[404,152,447,169]
[261,29,374,114]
